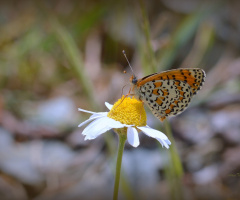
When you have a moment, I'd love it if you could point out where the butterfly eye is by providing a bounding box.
[132,76,138,84]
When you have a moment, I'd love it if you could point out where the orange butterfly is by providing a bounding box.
[123,51,206,121]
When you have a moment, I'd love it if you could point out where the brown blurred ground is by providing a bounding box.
[0,0,240,200]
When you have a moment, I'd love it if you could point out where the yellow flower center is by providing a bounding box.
[107,96,147,127]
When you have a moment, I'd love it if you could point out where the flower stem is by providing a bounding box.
[113,132,127,200]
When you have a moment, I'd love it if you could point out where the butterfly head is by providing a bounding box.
[130,75,138,85]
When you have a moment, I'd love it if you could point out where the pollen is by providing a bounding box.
[108,96,147,127]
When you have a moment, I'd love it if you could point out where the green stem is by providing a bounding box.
[164,119,184,200]
[113,132,127,200]
[164,120,183,177]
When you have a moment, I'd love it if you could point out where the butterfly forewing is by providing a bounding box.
[135,68,206,121]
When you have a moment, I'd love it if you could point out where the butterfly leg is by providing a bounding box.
[121,84,129,97]
[110,86,136,116]
[114,86,135,109]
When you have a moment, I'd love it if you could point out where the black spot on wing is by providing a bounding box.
[141,73,158,80]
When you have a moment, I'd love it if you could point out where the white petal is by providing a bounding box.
[105,102,113,110]
[106,118,126,129]
[156,138,170,149]
[127,127,140,147]
[165,140,171,145]
[138,126,168,140]
[78,108,96,114]
[78,115,104,128]
[138,126,171,149]
[82,117,111,139]
[89,112,108,119]
[82,116,125,140]
[78,107,108,118]
[157,139,164,147]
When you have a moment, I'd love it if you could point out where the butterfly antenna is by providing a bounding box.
[122,50,136,77]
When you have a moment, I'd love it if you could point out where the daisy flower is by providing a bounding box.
[78,96,171,148]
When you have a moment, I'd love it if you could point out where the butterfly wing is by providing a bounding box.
[136,68,206,121]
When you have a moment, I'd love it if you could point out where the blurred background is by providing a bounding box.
[0,0,240,200]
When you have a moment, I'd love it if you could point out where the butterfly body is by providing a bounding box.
[130,68,206,121]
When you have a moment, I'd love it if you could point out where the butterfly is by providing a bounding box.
[129,68,206,121]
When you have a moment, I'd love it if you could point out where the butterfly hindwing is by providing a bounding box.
[135,68,206,121]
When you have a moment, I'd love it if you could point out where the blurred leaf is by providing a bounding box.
[138,0,157,74]
[181,21,215,69]
[73,3,108,38]
[50,17,98,109]
[156,9,212,71]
